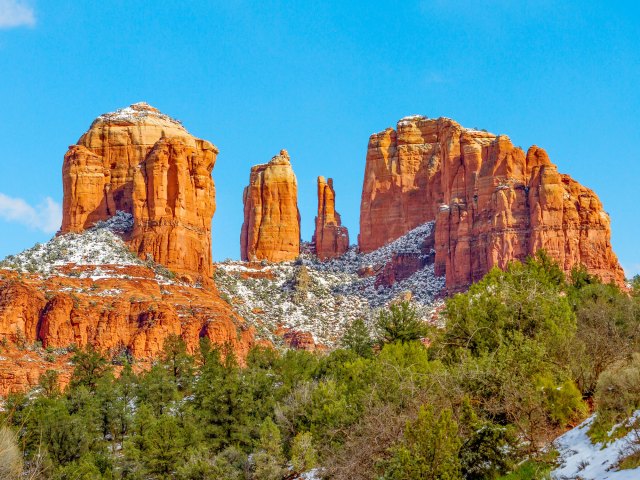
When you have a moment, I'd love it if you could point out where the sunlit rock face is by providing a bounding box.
[60,102,217,277]
[359,115,624,291]
[313,176,349,261]
[240,149,301,262]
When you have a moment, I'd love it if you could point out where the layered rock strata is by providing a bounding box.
[240,150,300,262]
[359,115,624,290]
[61,102,217,277]
[0,266,255,395]
[312,177,349,260]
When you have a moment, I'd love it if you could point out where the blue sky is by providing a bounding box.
[0,0,639,274]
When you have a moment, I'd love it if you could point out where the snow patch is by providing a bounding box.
[0,212,142,275]
[552,413,640,479]
[95,102,183,127]
[398,114,428,126]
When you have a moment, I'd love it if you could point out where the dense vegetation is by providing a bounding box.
[2,253,640,479]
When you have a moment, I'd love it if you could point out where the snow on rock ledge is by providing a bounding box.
[0,212,141,275]
[94,102,184,127]
[552,413,640,479]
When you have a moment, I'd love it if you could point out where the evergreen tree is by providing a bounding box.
[69,345,111,391]
[137,364,179,416]
[341,318,374,357]
[162,334,195,392]
[376,301,428,345]
[290,431,317,473]
[193,347,252,451]
[38,369,60,397]
[252,418,285,480]
[383,406,461,480]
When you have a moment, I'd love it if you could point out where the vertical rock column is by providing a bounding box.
[240,149,300,262]
[312,176,349,260]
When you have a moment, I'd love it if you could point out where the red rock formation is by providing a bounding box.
[0,266,255,395]
[61,103,217,278]
[283,330,317,351]
[360,116,624,291]
[375,229,435,288]
[240,150,300,262]
[313,176,349,260]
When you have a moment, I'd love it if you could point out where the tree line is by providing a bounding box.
[2,252,640,479]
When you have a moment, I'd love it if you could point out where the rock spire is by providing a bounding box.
[240,149,301,262]
[313,176,349,260]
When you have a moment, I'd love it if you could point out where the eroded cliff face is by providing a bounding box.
[61,103,217,278]
[313,177,349,260]
[240,150,300,262]
[359,116,624,291]
[0,266,255,395]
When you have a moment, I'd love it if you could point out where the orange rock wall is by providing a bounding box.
[61,103,217,277]
[359,116,624,291]
[313,177,349,260]
[240,150,300,262]
[0,267,255,395]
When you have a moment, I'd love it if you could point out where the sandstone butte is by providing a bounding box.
[60,102,217,279]
[312,176,350,260]
[240,149,301,262]
[359,115,625,291]
[0,265,257,395]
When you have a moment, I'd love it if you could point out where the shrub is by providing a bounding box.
[290,431,317,473]
[376,301,428,345]
[0,427,23,480]
[381,406,461,479]
[341,318,373,357]
[590,354,640,440]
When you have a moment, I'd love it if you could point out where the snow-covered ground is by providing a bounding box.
[0,212,141,275]
[215,222,445,347]
[552,413,640,479]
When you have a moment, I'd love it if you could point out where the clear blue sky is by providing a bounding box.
[0,1,638,274]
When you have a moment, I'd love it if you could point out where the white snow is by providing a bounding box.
[215,222,445,347]
[0,211,143,276]
[552,413,640,479]
[299,469,321,480]
[95,102,183,127]
[397,114,428,126]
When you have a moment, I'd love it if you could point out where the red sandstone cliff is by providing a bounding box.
[0,266,255,395]
[240,150,301,262]
[359,116,624,291]
[61,103,217,278]
[312,176,349,260]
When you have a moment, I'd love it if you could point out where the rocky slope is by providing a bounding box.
[240,149,301,262]
[312,176,349,260]
[359,115,624,291]
[61,102,217,278]
[217,222,444,350]
[0,216,444,393]
[0,215,254,395]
